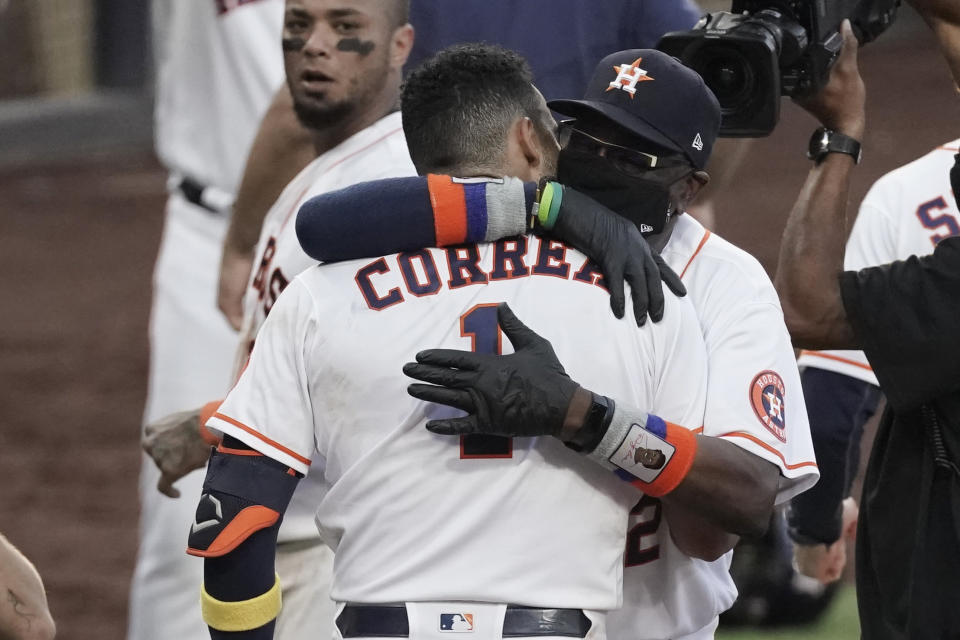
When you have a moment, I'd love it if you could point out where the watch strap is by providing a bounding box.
[808,127,862,165]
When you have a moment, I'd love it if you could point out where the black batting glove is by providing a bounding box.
[543,186,685,326]
[404,303,580,438]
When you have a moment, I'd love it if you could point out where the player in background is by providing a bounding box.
[789,139,960,582]
[213,0,715,330]
[130,2,292,639]
[295,48,819,639]
[190,44,710,640]
[143,0,416,638]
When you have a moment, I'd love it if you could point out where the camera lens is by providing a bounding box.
[692,48,755,113]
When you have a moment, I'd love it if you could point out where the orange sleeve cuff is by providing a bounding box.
[629,423,698,497]
[427,174,468,246]
[198,400,224,446]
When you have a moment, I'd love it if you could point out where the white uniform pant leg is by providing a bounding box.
[672,617,718,640]
[275,540,336,640]
[127,193,237,640]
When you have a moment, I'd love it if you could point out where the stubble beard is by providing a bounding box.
[291,92,358,132]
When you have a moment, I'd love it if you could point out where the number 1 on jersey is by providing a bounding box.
[459,304,513,459]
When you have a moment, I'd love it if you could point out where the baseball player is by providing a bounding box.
[131,2,286,639]
[790,138,960,580]
[143,0,417,637]
[139,2,413,638]
[295,49,819,639]
[189,45,711,639]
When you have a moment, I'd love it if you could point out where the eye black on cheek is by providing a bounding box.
[336,37,375,56]
[282,36,306,51]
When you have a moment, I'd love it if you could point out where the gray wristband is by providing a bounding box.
[586,404,651,471]
[483,177,528,241]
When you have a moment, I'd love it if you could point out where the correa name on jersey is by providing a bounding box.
[355,236,609,311]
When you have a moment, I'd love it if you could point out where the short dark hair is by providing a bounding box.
[401,43,547,174]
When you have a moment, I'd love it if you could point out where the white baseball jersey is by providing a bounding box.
[234,110,416,543]
[797,139,960,384]
[209,235,709,613]
[609,213,819,640]
[153,0,284,193]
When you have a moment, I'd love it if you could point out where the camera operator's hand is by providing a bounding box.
[795,20,865,140]
[542,186,686,327]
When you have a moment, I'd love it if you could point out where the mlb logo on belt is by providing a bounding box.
[439,613,474,632]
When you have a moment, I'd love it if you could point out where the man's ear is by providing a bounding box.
[516,117,544,171]
[678,170,710,208]
[390,24,414,69]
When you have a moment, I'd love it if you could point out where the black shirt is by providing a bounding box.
[840,235,960,639]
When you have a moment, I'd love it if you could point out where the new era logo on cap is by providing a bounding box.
[439,614,474,632]
[692,133,703,151]
[606,57,653,97]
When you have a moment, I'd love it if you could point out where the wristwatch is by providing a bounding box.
[807,127,862,165]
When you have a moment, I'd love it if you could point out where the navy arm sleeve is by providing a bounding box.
[840,236,960,414]
[296,177,437,263]
[296,176,536,263]
[787,368,881,544]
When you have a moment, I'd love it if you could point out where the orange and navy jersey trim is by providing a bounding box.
[717,430,818,471]
[212,412,312,467]
[798,350,873,372]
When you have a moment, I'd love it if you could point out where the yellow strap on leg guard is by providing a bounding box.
[201,573,282,632]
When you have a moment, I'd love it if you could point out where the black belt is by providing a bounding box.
[177,176,222,214]
[336,604,591,638]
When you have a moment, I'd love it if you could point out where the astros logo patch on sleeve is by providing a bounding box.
[750,370,786,442]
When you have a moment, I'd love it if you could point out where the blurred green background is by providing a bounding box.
[718,587,859,640]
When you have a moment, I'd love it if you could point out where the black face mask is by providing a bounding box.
[556,149,676,236]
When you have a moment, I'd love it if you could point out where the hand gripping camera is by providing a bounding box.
[657,0,900,137]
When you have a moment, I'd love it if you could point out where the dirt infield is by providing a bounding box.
[0,154,165,639]
[0,14,958,640]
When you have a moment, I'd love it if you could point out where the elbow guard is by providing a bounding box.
[187,441,301,558]
[188,439,302,637]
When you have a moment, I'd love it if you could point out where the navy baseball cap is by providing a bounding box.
[548,49,721,170]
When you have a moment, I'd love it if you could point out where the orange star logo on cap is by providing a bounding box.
[606,57,654,98]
